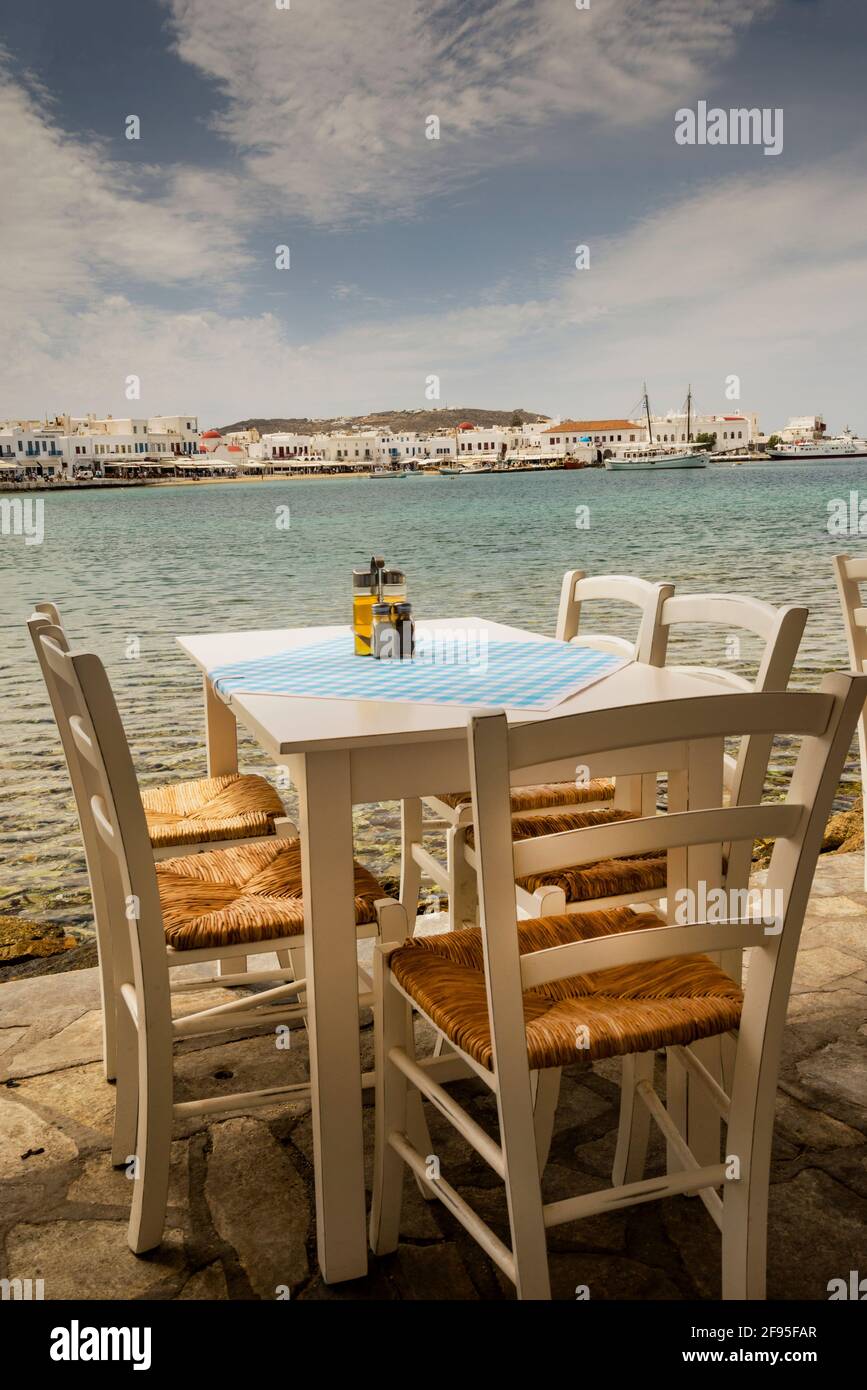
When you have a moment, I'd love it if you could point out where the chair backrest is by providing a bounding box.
[555,571,673,663]
[28,608,118,978]
[654,593,808,888]
[467,677,867,1096]
[832,554,867,674]
[655,593,807,698]
[28,615,170,1025]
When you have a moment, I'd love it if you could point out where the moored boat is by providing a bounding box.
[604,383,707,471]
[605,451,707,471]
[768,429,867,460]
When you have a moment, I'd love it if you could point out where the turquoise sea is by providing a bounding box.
[1,462,863,932]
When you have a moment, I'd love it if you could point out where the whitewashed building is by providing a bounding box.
[542,420,640,462]
[0,426,67,476]
[0,412,202,477]
[648,411,757,451]
[148,415,200,455]
[454,425,508,460]
[778,415,825,442]
[258,432,314,462]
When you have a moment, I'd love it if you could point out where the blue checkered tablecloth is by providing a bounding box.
[208,632,627,711]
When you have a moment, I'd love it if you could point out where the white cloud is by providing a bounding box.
[7,157,867,429]
[3,13,865,432]
[0,52,252,325]
[164,0,774,222]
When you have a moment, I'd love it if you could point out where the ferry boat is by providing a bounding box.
[768,429,867,461]
[604,384,707,471]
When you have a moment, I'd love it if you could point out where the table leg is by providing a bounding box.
[202,676,246,975]
[203,674,239,777]
[296,749,368,1283]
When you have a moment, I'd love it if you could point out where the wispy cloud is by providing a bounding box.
[4,2,865,428]
[0,50,251,323]
[163,0,774,222]
[6,157,867,425]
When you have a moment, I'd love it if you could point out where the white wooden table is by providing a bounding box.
[177,616,724,1284]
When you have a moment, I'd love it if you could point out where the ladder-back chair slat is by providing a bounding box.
[507,689,831,776]
[510,799,803,881]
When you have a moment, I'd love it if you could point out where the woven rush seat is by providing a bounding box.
[466,806,666,904]
[156,838,384,951]
[390,906,743,1071]
[141,773,285,849]
[433,778,615,813]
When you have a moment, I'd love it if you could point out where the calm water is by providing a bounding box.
[1,463,862,932]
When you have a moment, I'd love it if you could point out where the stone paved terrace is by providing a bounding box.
[1,854,866,1302]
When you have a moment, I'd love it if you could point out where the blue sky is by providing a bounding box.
[1,0,865,429]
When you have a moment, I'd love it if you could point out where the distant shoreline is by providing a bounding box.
[0,456,839,493]
[0,469,570,491]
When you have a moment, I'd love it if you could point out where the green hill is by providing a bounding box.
[218,407,550,435]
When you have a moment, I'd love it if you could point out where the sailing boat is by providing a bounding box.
[604,384,708,471]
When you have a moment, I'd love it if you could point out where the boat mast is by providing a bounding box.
[686,384,692,443]
[643,382,653,445]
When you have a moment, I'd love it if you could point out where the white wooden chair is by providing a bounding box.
[370,675,867,1299]
[503,593,808,925]
[30,603,297,861]
[832,555,867,887]
[29,623,411,1254]
[400,574,673,931]
[494,593,807,1171]
[29,603,304,1045]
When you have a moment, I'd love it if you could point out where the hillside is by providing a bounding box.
[217,407,550,435]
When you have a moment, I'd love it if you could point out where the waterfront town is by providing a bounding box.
[0,404,793,483]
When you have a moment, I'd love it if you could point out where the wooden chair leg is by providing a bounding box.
[219,955,247,979]
[721,1046,772,1300]
[400,798,423,923]
[665,1045,688,1173]
[688,1036,722,1169]
[612,1051,654,1186]
[405,1015,437,1203]
[98,943,119,1083]
[721,1165,768,1300]
[127,1026,174,1255]
[111,1002,139,1167]
[532,1068,561,1175]
[447,824,477,931]
[857,714,867,892]
[369,949,410,1256]
[276,946,306,982]
[497,1079,551,1299]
